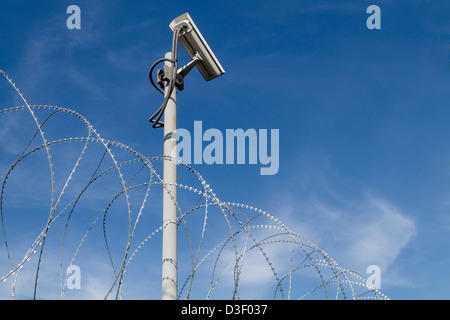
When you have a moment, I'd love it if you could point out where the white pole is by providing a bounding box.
[162,52,178,300]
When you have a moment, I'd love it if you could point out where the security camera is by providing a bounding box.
[169,13,225,81]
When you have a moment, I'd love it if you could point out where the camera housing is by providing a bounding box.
[169,13,225,81]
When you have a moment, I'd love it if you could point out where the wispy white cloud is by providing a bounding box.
[265,180,417,290]
[12,2,116,102]
[0,111,27,155]
[345,196,416,271]
[64,67,109,101]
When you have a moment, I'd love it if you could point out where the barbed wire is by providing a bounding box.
[0,71,389,300]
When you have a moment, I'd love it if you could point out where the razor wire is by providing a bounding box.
[0,71,389,300]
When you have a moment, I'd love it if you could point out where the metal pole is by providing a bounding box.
[162,52,178,300]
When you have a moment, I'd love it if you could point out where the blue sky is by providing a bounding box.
[0,0,449,299]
